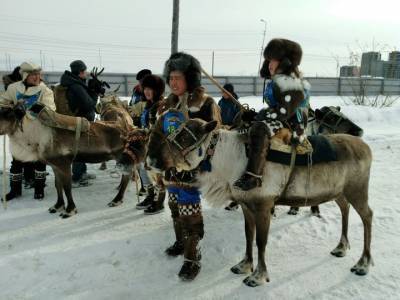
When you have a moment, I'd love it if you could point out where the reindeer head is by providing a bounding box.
[116,128,149,174]
[88,67,110,97]
[146,109,218,172]
[0,102,25,135]
[314,106,363,136]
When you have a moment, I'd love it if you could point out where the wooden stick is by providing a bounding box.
[201,68,243,110]
[2,136,7,209]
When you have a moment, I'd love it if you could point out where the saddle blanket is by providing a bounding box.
[266,135,337,166]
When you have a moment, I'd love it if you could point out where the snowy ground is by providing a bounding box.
[0,96,400,299]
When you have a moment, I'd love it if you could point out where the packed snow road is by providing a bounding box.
[0,96,399,299]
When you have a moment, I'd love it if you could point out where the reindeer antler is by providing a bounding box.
[97,67,104,76]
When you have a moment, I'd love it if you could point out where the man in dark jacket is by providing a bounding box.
[60,60,98,121]
[218,83,240,126]
[60,60,98,187]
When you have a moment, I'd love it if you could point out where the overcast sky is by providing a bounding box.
[1,0,399,77]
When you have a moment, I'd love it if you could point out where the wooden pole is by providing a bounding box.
[2,136,7,209]
[201,67,243,110]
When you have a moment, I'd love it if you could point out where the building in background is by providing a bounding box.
[340,65,360,77]
[359,51,400,79]
[386,51,400,79]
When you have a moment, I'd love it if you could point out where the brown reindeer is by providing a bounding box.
[144,111,373,287]
[0,102,147,218]
[95,93,138,206]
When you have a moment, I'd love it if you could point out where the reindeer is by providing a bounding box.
[143,109,373,287]
[0,102,147,218]
[287,106,365,216]
[95,91,140,207]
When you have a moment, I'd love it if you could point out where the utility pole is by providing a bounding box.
[4,53,8,70]
[257,19,267,75]
[211,51,215,76]
[171,0,180,54]
[98,49,102,67]
[40,50,43,68]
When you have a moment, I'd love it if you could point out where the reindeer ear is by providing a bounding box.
[314,109,323,120]
[202,120,218,133]
[336,106,341,112]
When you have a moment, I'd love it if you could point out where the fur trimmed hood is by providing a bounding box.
[163,52,202,92]
[162,86,222,125]
[272,73,310,93]
[141,74,165,102]
[164,86,208,112]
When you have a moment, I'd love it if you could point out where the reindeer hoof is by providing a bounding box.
[243,274,269,287]
[48,205,65,214]
[331,248,346,257]
[287,207,299,215]
[231,260,253,275]
[60,208,77,218]
[350,257,371,276]
[108,200,123,207]
[351,265,368,276]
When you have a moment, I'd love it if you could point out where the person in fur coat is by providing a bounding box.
[0,62,55,200]
[161,52,221,281]
[234,38,311,191]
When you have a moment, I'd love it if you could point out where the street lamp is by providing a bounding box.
[258,19,267,75]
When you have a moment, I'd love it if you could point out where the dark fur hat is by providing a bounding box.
[262,38,302,77]
[136,69,152,81]
[163,52,202,92]
[142,74,165,101]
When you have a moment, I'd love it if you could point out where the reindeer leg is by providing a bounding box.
[331,195,350,257]
[231,202,254,275]
[287,206,299,215]
[56,162,77,219]
[347,189,373,276]
[108,174,130,207]
[310,205,321,218]
[48,167,65,214]
[243,201,272,287]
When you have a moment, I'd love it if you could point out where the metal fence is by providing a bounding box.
[1,71,400,97]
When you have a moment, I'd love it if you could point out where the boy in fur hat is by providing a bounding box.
[161,52,221,281]
[134,74,167,215]
[0,62,56,200]
[234,38,311,191]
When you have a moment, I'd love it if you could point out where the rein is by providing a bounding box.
[161,122,210,168]
[317,110,345,134]
[123,132,147,164]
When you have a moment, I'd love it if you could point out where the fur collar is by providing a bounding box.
[273,74,311,92]
[166,87,209,112]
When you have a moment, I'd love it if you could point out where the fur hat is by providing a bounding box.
[70,60,87,75]
[163,52,202,92]
[19,62,42,81]
[142,74,165,101]
[136,69,152,81]
[262,38,302,77]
